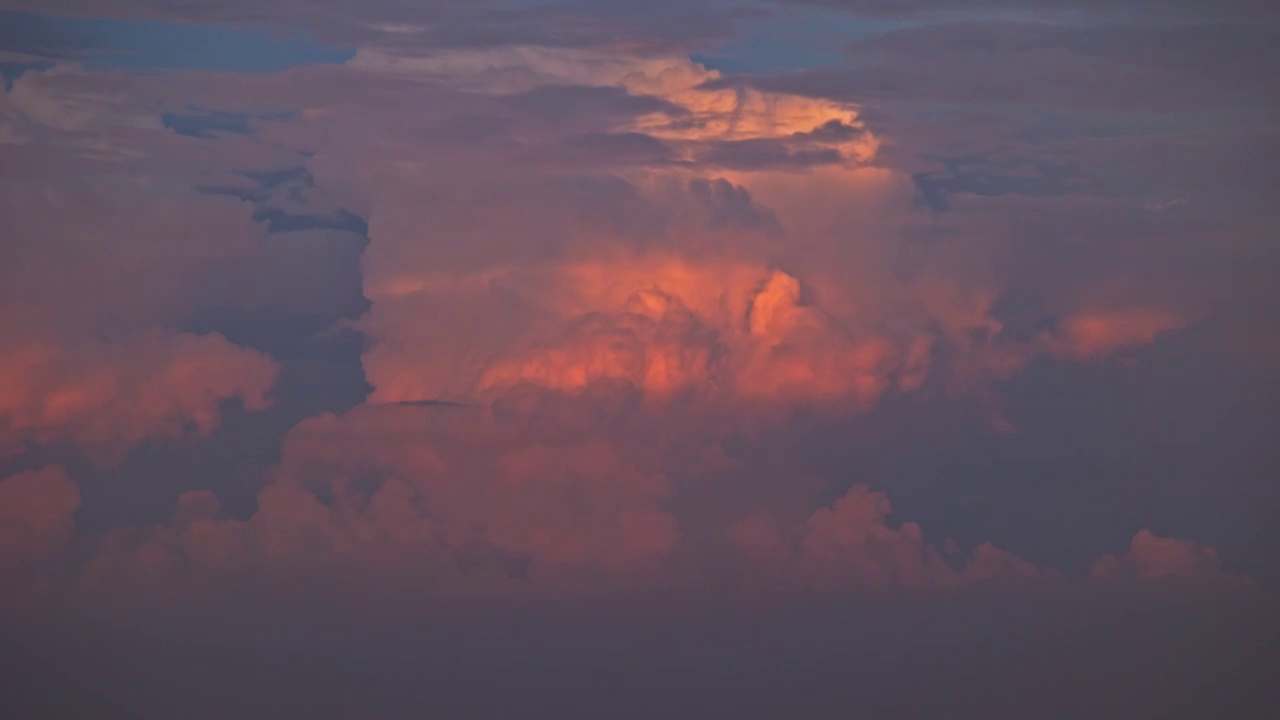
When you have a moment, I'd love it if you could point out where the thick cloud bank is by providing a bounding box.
[1,0,1277,716]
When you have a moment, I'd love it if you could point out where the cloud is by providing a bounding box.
[335,44,880,166]
[266,405,682,583]
[317,60,1162,418]
[453,260,928,413]
[1089,529,1249,585]
[334,42,1192,425]
[0,74,315,599]
[363,244,1181,419]
[0,173,261,331]
[32,37,1197,602]
[1048,309,1187,362]
[0,466,80,571]
[0,5,1271,718]
[729,484,1059,591]
[72,384,1253,605]
[0,64,386,471]
[0,0,1270,655]
[0,331,278,466]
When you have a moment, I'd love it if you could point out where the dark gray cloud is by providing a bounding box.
[688,177,784,235]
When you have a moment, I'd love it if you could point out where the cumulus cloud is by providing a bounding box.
[0,331,278,465]
[333,42,1189,428]
[728,484,1058,592]
[1089,530,1249,585]
[1048,309,1187,362]
[0,129,284,466]
[0,0,1269,640]
[10,32,1199,603]
[453,261,928,413]
[72,387,1245,606]
[363,247,1180,419]
[0,3,1272,716]
[0,64,357,469]
[191,403,677,587]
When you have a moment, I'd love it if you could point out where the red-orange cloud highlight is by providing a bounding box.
[0,332,278,465]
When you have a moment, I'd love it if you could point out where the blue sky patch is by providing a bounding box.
[162,109,254,138]
[692,8,905,74]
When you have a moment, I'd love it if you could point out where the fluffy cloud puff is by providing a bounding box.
[78,42,1195,600]
[1089,529,1250,586]
[0,331,278,466]
[71,389,1248,605]
[339,47,1188,421]
[0,66,305,464]
[363,250,1183,418]
[729,484,1054,592]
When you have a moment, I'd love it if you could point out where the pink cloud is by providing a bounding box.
[1048,309,1187,362]
[0,332,278,465]
[1089,529,1248,585]
[1,68,294,465]
[798,485,957,590]
[63,389,1253,603]
[729,485,1063,592]
[0,36,1247,614]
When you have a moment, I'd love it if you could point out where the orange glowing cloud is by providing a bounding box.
[349,46,901,413]
[0,22,1261,644]
[342,68,1181,421]
[344,44,1192,428]
[362,242,1188,424]
[0,331,278,465]
[349,46,879,166]
[376,257,932,414]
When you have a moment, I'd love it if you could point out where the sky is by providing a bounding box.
[0,1,1277,717]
